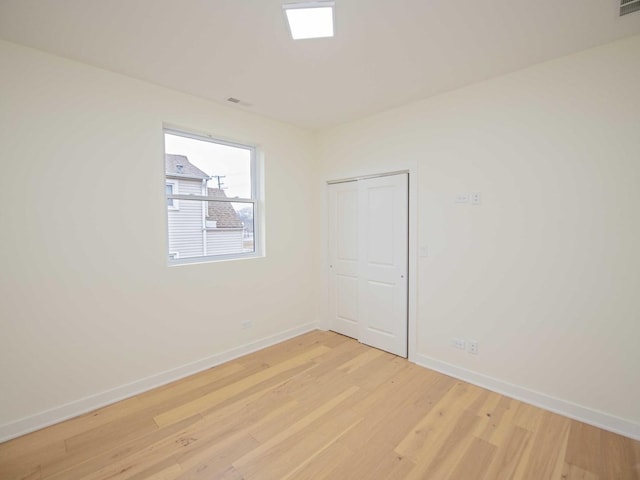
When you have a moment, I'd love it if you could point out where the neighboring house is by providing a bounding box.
[165,154,244,259]
[206,188,245,255]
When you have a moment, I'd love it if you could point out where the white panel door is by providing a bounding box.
[358,174,408,357]
[328,174,408,357]
[328,181,360,339]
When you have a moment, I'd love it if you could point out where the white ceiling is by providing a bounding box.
[1,0,639,129]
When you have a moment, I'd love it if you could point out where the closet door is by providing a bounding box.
[328,181,360,339]
[328,174,408,357]
[358,174,408,357]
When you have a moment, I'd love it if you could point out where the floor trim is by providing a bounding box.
[0,322,318,442]
[414,353,640,441]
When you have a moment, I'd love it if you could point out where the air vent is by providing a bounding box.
[620,0,640,16]
[226,97,252,107]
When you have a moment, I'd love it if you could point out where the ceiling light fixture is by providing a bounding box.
[283,1,335,40]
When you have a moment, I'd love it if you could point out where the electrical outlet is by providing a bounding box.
[242,320,253,329]
[471,192,482,205]
[468,340,478,354]
[451,337,466,350]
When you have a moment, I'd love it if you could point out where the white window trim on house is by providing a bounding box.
[164,127,262,266]
[165,180,179,210]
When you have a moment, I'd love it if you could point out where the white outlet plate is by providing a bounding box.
[468,340,478,354]
[471,192,481,205]
[452,337,466,350]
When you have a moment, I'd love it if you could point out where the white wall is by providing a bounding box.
[318,35,640,437]
[0,40,319,437]
[2,33,639,441]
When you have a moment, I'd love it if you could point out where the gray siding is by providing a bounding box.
[206,229,244,255]
[167,179,246,259]
[167,179,205,259]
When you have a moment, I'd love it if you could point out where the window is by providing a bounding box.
[164,128,259,264]
[165,181,179,209]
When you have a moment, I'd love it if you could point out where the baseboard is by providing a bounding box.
[0,322,318,442]
[414,353,640,441]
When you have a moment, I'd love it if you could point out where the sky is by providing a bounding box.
[164,133,252,199]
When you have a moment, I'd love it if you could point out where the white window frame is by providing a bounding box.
[165,180,179,210]
[164,127,261,266]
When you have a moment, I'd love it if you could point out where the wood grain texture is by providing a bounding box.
[1,330,638,480]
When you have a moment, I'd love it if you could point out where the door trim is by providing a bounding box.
[327,169,410,185]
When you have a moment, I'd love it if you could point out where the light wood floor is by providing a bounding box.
[1,331,639,480]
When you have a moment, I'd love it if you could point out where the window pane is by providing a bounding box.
[167,199,254,260]
[166,184,174,207]
[164,133,252,199]
[233,202,255,253]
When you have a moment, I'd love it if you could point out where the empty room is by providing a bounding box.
[1,0,639,478]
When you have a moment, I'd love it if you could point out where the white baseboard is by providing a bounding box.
[0,322,318,443]
[414,353,640,441]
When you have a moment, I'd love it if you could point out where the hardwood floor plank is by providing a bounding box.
[173,434,261,480]
[137,362,246,407]
[42,415,200,480]
[211,466,245,480]
[236,330,344,370]
[153,345,330,427]
[248,374,360,444]
[327,434,416,480]
[561,463,600,480]
[337,347,385,374]
[447,436,497,480]
[0,440,64,480]
[52,418,204,480]
[517,411,571,479]
[63,413,158,455]
[600,429,639,480]
[139,462,182,480]
[512,400,544,433]
[395,381,483,462]
[565,421,603,475]
[473,395,516,443]
[403,409,481,480]
[1,331,639,480]
[275,439,354,480]
[344,352,408,392]
[232,385,360,474]
[175,401,297,472]
[346,370,455,458]
[279,419,362,480]
[236,416,360,480]
[483,425,532,480]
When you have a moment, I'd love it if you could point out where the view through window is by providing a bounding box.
[164,129,257,263]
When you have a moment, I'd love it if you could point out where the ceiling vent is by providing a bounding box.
[226,97,252,107]
[620,0,640,16]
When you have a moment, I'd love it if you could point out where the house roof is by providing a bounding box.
[165,154,209,180]
[207,188,243,229]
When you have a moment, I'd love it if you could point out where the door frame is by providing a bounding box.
[323,167,418,362]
